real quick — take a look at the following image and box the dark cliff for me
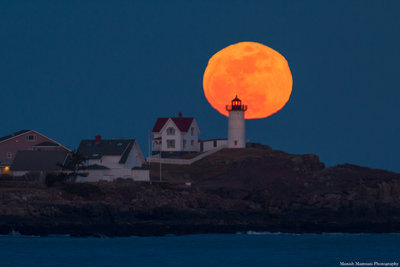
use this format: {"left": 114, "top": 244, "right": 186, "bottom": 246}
{"left": 1, "top": 146, "right": 399, "bottom": 236}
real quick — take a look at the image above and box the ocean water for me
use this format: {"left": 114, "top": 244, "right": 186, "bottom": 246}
{"left": 0, "top": 233, "right": 399, "bottom": 267}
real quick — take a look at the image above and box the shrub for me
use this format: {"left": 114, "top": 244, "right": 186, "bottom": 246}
{"left": 62, "top": 183, "right": 103, "bottom": 197}
{"left": 45, "top": 173, "right": 68, "bottom": 187}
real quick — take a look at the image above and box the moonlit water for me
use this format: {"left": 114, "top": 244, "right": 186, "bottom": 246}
{"left": 0, "top": 233, "right": 399, "bottom": 267}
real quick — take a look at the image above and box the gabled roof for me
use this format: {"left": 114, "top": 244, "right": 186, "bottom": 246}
{"left": 33, "top": 141, "right": 59, "bottom": 147}
{"left": 10, "top": 150, "right": 69, "bottom": 171}
{"left": 0, "top": 130, "right": 31, "bottom": 142}
{"left": 152, "top": 117, "right": 195, "bottom": 133}
{"left": 77, "top": 139, "right": 135, "bottom": 164}
{"left": 0, "top": 129, "right": 70, "bottom": 151}
{"left": 119, "top": 142, "right": 133, "bottom": 164}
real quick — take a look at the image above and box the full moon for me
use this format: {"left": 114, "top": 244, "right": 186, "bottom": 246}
{"left": 203, "top": 42, "right": 292, "bottom": 119}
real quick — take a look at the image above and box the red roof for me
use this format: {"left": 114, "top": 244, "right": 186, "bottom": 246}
{"left": 152, "top": 117, "right": 194, "bottom": 133}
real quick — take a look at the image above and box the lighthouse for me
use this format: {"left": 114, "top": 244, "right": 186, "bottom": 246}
{"left": 226, "top": 95, "right": 247, "bottom": 148}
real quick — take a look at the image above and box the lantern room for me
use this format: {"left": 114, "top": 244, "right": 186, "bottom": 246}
{"left": 226, "top": 95, "right": 247, "bottom": 111}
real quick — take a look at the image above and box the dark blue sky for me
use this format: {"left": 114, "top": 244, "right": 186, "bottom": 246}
{"left": 1, "top": 1, "right": 399, "bottom": 171}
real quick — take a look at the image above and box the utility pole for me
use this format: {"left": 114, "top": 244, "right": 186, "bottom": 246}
{"left": 159, "top": 153, "right": 162, "bottom": 182}
{"left": 148, "top": 131, "right": 151, "bottom": 158}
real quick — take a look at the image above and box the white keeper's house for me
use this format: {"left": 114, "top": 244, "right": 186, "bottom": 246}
{"left": 151, "top": 112, "right": 200, "bottom": 156}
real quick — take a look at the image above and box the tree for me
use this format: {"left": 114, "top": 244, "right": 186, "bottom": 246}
{"left": 57, "top": 151, "right": 88, "bottom": 182}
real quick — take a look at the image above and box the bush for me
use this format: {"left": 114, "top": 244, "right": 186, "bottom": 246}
{"left": 45, "top": 173, "right": 67, "bottom": 187}
{"left": 62, "top": 183, "right": 104, "bottom": 197}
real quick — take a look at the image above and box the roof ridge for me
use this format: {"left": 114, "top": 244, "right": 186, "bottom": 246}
{"left": 152, "top": 117, "right": 195, "bottom": 133}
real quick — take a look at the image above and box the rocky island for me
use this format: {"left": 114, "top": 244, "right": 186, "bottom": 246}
{"left": 1, "top": 144, "right": 399, "bottom": 237}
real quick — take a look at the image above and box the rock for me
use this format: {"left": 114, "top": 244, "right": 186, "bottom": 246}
{"left": 378, "top": 182, "right": 393, "bottom": 203}
{"left": 0, "top": 146, "right": 400, "bottom": 236}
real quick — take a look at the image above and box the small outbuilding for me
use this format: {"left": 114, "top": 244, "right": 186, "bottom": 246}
{"left": 199, "top": 138, "right": 227, "bottom": 152}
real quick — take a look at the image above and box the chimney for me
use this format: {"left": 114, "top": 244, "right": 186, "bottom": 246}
{"left": 95, "top": 135, "right": 102, "bottom": 144}
{"left": 178, "top": 112, "right": 182, "bottom": 118}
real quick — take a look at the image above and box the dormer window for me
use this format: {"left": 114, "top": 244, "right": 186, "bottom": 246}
{"left": 167, "top": 127, "right": 175, "bottom": 135}
{"left": 26, "top": 135, "right": 37, "bottom": 142}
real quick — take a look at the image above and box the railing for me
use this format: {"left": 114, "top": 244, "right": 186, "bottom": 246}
{"left": 226, "top": 105, "right": 247, "bottom": 111}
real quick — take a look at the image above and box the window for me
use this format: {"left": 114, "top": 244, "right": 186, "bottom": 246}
{"left": 213, "top": 140, "right": 217, "bottom": 147}
{"left": 190, "top": 127, "right": 194, "bottom": 136}
{"left": 167, "top": 127, "right": 175, "bottom": 135}
{"left": 183, "top": 140, "right": 186, "bottom": 149}
{"left": 190, "top": 140, "right": 194, "bottom": 146}
{"left": 234, "top": 140, "right": 238, "bottom": 146}
{"left": 6, "top": 152, "right": 12, "bottom": 159}
{"left": 26, "top": 135, "right": 37, "bottom": 142}
{"left": 167, "top": 140, "right": 175, "bottom": 148}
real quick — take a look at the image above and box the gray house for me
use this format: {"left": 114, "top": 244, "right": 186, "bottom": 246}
{"left": 10, "top": 150, "right": 70, "bottom": 178}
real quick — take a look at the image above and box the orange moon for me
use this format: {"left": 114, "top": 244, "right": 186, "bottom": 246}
{"left": 203, "top": 42, "right": 292, "bottom": 119}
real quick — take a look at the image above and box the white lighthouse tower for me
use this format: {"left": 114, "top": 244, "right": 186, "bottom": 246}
{"left": 226, "top": 95, "right": 247, "bottom": 148}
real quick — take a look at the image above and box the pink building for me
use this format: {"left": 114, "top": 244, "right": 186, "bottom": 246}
{"left": 0, "top": 130, "right": 70, "bottom": 175}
